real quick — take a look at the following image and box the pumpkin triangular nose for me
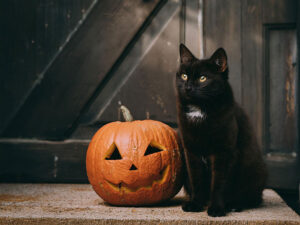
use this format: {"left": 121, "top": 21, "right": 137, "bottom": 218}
{"left": 129, "top": 164, "right": 138, "bottom": 170}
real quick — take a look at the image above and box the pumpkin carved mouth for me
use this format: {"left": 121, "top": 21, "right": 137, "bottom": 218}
{"left": 105, "top": 166, "right": 170, "bottom": 192}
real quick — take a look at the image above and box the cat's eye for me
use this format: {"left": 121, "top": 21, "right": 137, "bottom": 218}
{"left": 181, "top": 74, "right": 188, "bottom": 81}
{"left": 199, "top": 76, "right": 207, "bottom": 82}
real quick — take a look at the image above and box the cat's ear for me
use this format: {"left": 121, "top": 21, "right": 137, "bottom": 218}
{"left": 180, "top": 44, "right": 195, "bottom": 64}
{"left": 210, "top": 48, "right": 227, "bottom": 72}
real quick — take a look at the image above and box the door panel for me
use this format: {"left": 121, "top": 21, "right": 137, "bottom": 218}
{"left": 2, "top": 0, "right": 160, "bottom": 140}
{"left": 203, "top": 0, "right": 242, "bottom": 104}
{"left": 78, "top": 0, "right": 180, "bottom": 127}
{"left": 0, "top": 0, "right": 95, "bottom": 135}
{"left": 267, "top": 26, "right": 297, "bottom": 154}
{"left": 203, "top": 0, "right": 299, "bottom": 190}
{"left": 242, "top": 0, "right": 299, "bottom": 189}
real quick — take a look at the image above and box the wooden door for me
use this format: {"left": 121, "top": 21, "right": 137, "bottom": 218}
{"left": 0, "top": 0, "right": 191, "bottom": 182}
{"left": 1, "top": 0, "right": 298, "bottom": 191}
{"left": 203, "top": 0, "right": 299, "bottom": 190}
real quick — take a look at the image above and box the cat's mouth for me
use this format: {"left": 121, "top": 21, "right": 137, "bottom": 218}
{"left": 105, "top": 166, "right": 169, "bottom": 192}
{"left": 181, "top": 92, "right": 194, "bottom": 100}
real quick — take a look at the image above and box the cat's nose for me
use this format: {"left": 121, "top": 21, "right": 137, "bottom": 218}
{"left": 186, "top": 86, "right": 192, "bottom": 92}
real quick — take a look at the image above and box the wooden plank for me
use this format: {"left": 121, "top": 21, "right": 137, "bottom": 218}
{"left": 262, "top": 0, "right": 297, "bottom": 24}
{"left": 1, "top": 136, "right": 298, "bottom": 189}
{"left": 261, "top": 0, "right": 299, "bottom": 191}
{"left": 0, "top": 1, "right": 37, "bottom": 133}
{"left": 261, "top": 1, "right": 297, "bottom": 154}
{"left": 265, "top": 155, "right": 299, "bottom": 190}
{"left": 203, "top": 0, "right": 242, "bottom": 104}
{"left": 185, "top": 0, "right": 203, "bottom": 58}
{"left": 3, "top": 0, "right": 160, "bottom": 140}
{"left": 0, "top": 0, "right": 95, "bottom": 134}
{"left": 267, "top": 26, "right": 297, "bottom": 154}
{"left": 77, "top": 0, "right": 179, "bottom": 128}
{"left": 92, "top": 7, "right": 180, "bottom": 124}
{"left": 241, "top": 0, "right": 263, "bottom": 146}
{"left": 35, "top": 0, "right": 95, "bottom": 73}
{"left": 0, "top": 139, "right": 89, "bottom": 183}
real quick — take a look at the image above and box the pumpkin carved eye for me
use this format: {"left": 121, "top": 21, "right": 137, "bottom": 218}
{"left": 144, "top": 146, "right": 163, "bottom": 156}
{"left": 144, "top": 141, "right": 165, "bottom": 156}
{"left": 105, "top": 143, "right": 122, "bottom": 160}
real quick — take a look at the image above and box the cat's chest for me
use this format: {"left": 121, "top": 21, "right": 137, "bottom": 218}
{"left": 185, "top": 105, "right": 206, "bottom": 121}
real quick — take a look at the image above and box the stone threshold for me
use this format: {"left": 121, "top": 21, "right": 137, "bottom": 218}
{"left": 0, "top": 184, "right": 299, "bottom": 225}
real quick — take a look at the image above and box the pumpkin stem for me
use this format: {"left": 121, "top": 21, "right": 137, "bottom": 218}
{"left": 120, "top": 105, "right": 134, "bottom": 122}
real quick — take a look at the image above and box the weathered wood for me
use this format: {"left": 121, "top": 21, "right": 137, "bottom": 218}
{"left": 0, "top": 139, "right": 89, "bottom": 183}
{"left": 0, "top": 139, "right": 297, "bottom": 189}
{"left": 267, "top": 26, "right": 297, "bottom": 154}
{"left": 262, "top": 0, "right": 297, "bottom": 24}
{"left": 98, "top": 13, "right": 179, "bottom": 124}
{"left": 265, "top": 154, "right": 299, "bottom": 190}
{"left": 241, "top": 0, "right": 263, "bottom": 146}
{"left": 1, "top": 0, "right": 299, "bottom": 190}
{"left": 35, "top": 0, "right": 96, "bottom": 73}
{"left": 3, "top": 0, "right": 160, "bottom": 140}
{"left": 0, "top": 1, "right": 37, "bottom": 134}
{"left": 77, "top": 0, "right": 180, "bottom": 130}
{"left": 240, "top": 0, "right": 299, "bottom": 191}
{"left": 185, "top": 0, "right": 203, "bottom": 59}
{"left": 0, "top": 0, "right": 95, "bottom": 134}
{"left": 204, "top": 0, "right": 242, "bottom": 104}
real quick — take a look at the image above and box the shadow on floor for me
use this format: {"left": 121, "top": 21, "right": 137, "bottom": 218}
{"left": 276, "top": 189, "right": 300, "bottom": 215}
{"left": 104, "top": 195, "right": 186, "bottom": 208}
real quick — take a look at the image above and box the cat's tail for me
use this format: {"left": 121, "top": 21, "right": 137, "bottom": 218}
{"left": 230, "top": 192, "right": 264, "bottom": 212}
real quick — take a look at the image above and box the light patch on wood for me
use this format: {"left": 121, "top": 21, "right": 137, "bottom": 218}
{"left": 53, "top": 155, "right": 58, "bottom": 178}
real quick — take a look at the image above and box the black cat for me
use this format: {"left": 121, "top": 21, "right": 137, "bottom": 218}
{"left": 176, "top": 44, "right": 267, "bottom": 217}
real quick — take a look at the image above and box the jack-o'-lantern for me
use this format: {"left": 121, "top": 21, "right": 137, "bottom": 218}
{"left": 86, "top": 106, "right": 183, "bottom": 205}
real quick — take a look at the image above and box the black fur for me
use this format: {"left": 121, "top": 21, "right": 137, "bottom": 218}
{"left": 176, "top": 44, "right": 267, "bottom": 217}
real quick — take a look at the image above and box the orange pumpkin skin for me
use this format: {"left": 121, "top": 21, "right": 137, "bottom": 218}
{"left": 86, "top": 120, "right": 183, "bottom": 205}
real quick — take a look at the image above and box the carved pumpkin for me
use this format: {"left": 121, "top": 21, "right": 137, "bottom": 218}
{"left": 86, "top": 106, "right": 183, "bottom": 205}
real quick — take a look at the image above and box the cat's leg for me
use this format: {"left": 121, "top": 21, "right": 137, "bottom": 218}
{"left": 207, "top": 153, "right": 235, "bottom": 217}
{"left": 182, "top": 151, "right": 209, "bottom": 212}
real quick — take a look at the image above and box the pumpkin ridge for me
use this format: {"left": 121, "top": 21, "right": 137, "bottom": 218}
{"left": 87, "top": 122, "right": 113, "bottom": 188}
{"left": 149, "top": 122, "right": 164, "bottom": 176}
{"left": 98, "top": 123, "right": 119, "bottom": 181}
{"left": 147, "top": 121, "right": 160, "bottom": 150}
{"left": 154, "top": 121, "right": 169, "bottom": 152}
{"left": 132, "top": 121, "right": 139, "bottom": 166}
{"left": 136, "top": 121, "right": 146, "bottom": 167}
{"left": 157, "top": 122, "right": 179, "bottom": 194}
{"left": 143, "top": 121, "right": 153, "bottom": 157}
{"left": 93, "top": 124, "right": 112, "bottom": 181}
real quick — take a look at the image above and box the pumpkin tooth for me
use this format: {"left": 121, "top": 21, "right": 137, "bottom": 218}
{"left": 105, "top": 166, "right": 170, "bottom": 193}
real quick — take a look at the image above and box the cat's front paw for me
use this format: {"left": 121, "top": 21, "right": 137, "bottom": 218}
{"left": 182, "top": 201, "right": 204, "bottom": 212}
{"left": 207, "top": 205, "right": 226, "bottom": 217}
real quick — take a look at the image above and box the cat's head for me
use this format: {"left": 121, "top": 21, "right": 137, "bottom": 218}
{"left": 176, "top": 44, "right": 229, "bottom": 104}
